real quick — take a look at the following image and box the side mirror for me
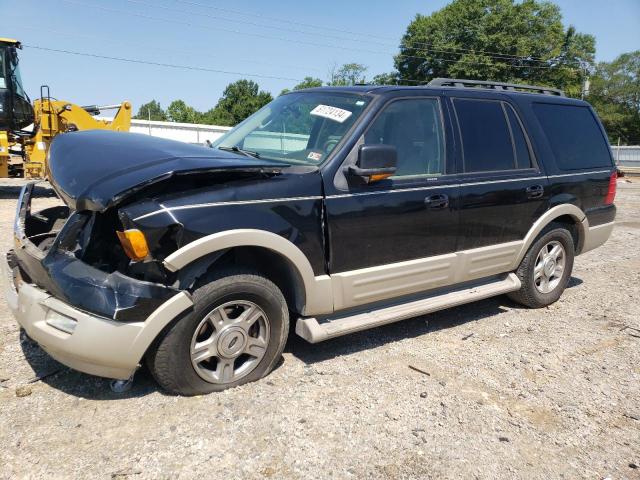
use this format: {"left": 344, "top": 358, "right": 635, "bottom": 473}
{"left": 348, "top": 144, "right": 397, "bottom": 183}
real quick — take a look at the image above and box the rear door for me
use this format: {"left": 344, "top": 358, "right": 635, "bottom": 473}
{"left": 447, "top": 94, "right": 548, "bottom": 251}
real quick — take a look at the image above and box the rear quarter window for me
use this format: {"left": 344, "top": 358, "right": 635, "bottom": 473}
{"left": 532, "top": 103, "right": 612, "bottom": 170}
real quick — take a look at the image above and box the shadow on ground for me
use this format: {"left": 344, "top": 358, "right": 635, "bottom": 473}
{"left": 19, "top": 277, "right": 583, "bottom": 398}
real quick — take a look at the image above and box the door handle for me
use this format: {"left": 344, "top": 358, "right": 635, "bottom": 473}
{"left": 424, "top": 193, "right": 449, "bottom": 209}
{"left": 526, "top": 184, "right": 544, "bottom": 199}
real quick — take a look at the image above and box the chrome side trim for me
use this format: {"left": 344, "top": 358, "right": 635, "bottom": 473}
{"left": 132, "top": 170, "right": 611, "bottom": 219}
{"left": 547, "top": 169, "right": 612, "bottom": 179}
{"left": 327, "top": 176, "right": 546, "bottom": 199}
{"left": 134, "top": 195, "right": 323, "bottom": 221}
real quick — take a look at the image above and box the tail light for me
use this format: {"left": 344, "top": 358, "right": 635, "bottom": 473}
{"left": 604, "top": 171, "right": 617, "bottom": 205}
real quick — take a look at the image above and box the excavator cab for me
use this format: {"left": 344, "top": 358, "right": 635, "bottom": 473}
{"left": 0, "top": 38, "right": 34, "bottom": 132}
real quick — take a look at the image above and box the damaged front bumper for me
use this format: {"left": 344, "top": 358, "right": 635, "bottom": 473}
{"left": 12, "top": 183, "right": 180, "bottom": 322}
{"left": 3, "top": 183, "right": 193, "bottom": 379}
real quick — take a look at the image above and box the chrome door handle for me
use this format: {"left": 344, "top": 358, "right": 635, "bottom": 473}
{"left": 424, "top": 194, "right": 449, "bottom": 209}
{"left": 526, "top": 184, "right": 544, "bottom": 199}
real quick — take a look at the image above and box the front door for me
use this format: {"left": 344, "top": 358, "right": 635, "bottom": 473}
{"left": 325, "top": 96, "right": 460, "bottom": 310}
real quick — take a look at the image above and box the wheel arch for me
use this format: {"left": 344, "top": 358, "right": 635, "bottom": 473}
{"left": 511, "top": 204, "right": 587, "bottom": 269}
{"left": 163, "top": 229, "right": 333, "bottom": 316}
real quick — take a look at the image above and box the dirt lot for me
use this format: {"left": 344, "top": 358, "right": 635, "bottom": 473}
{"left": 0, "top": 179, "right": 638, "bottom": 479}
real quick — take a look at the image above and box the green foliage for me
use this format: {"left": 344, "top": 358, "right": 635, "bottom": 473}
{"left": 371, "top": 72, "right": 400, "bottom": 85}
{"left": 587, "top": 51, "right": 640, "bottom": 144}
{"left": 394, "top": 0, "right": 595, "bottom": 95}
{"left": 328, "top": 63, "right": 368, "bottom": 86}
{"left": 209, "top": 79, "right": 273, "bottom": 126}
{"left": 137, "top": 80, "right": 273, "bottom": 127}
{"left": 167, "top": 100, "right": 201, "bottom": 123}
{"left": 281, "top": 77, "right": 323, "bottom": 95}
{"left": 133, "top": 100, "right": 167, "bottom": 121}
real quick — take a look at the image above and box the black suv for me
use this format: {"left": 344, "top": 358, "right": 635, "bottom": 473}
{"left": 3, "top": 79, "right": 617, "bottom": 395}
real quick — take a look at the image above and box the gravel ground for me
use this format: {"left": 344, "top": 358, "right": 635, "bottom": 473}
{"left": 0, "top": 179, "right": 639, "bottom": 480}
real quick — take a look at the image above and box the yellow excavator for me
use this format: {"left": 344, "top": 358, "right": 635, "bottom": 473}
{"left": 0, "top": 38, "right": 132, "bottom": 178}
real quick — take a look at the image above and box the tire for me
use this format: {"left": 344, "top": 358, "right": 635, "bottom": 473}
{"left": 147, "top": 269, "right": 289, "bottom": 395}
{"left": 507, "top": 223, "right": 575, "bottom": 308}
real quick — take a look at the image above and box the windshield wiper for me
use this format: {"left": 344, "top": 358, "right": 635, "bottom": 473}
{"left": 218, "top": 145, "right": 261, "bottom": 159}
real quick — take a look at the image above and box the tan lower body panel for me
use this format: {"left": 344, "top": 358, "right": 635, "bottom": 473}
{"left": 2, "top": 253, "right": 194, "bottom": 380}
{"left": 581, "top": 221, "right": 615, "bottom": 254}
{"left": 330, "top": 241, "right": 523, "bottom": 311}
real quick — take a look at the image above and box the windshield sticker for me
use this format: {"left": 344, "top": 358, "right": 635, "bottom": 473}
{"left": 310, "top": 104, "right": 352, "bottom": 123}
{"left": 307, "top": 151, "right": 322, "bottom": 161}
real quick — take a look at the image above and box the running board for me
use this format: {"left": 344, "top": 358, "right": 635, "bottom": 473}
{"left": 296, "top": 273, "right": 521, "bottom": 343}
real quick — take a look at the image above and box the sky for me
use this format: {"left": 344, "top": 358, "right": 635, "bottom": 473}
{"left": 4, "top": 0, "right": 640, "bottom": 114}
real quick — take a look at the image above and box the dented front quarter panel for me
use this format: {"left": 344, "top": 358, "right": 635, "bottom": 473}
{"left": 10, "top": 183, "right": 181, "bottom": 323}
{"left": 119, "top": 168, "right": 327, "bottom": 276}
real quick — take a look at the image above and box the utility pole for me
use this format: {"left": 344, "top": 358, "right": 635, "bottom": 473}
{"left": 581, "top": 66, "right": 590, "bottom": 100}
{"left": 148, "top": 107, "right": 152, "bottom": 136}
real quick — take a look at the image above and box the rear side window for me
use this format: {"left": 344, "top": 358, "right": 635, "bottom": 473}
{"left": 533, "top": 103, "right": 612, "bottom": 170}
{"left": 453, "top": 99, "right": 533, "bottom": 173}
{"left": 505, "top": 105, "right": 532, "bottom": 170}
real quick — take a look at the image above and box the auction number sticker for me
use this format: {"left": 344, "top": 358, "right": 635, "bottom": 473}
{"left": 310, "top": 105, "right": 352, "bottom": 123}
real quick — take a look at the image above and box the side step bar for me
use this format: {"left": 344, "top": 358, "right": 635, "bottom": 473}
{"left": 296, "top": 273, "right": 521, "bottom": 343}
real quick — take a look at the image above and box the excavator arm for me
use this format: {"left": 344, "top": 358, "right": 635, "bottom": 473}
{"left": 1, "top": 37, "right": 132, "bottom": 178}
{"left": 23, "top": 92, "right": 132, "bottom": 177}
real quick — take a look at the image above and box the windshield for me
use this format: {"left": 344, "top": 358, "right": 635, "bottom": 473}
{"left": 212, "top": 91, "right": 370, "bottom": 165}
{"left": 0, "top": 46, "right": 27, "bottom": 97}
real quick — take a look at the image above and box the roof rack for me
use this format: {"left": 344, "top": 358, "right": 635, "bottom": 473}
{"left": 427, "top": 78, "right": 565, "bottom": 97}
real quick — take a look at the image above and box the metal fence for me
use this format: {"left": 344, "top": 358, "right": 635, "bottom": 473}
{"left": 612, "top": 146, "right": 640, "bottom": 169}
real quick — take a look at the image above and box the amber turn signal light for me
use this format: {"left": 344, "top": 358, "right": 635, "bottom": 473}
{"left": 116, "top": 229, "right": 149, "bottom": 261}
{"left": 368, "top": 172, "right": 394, "bottom": 182}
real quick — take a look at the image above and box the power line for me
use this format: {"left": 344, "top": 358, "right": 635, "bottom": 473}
{"left": 23, "top": 45, "right": 305, "bottom": 82}
{"left": 21, "top": 43, "right": 430, "bottom": 85}
{"left": 60, "top": 0, "right": 581, "bottom": 72}
{"left": 171, "top": 0, "right": 392, "bottom": 41}
{"left": 18, "top": 23, "right": 325, "bottom": 73}
{"left": 168, "top": 0, "right": 586, "bottom": 66}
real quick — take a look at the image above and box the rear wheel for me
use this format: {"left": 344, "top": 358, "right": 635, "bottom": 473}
{"left": 508, "top": 224, "right": 575, "bottom": 308}
{"left": 147, "top": 269, "right": 289, "bottom": 395}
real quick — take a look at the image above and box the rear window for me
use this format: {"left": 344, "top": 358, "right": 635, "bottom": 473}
{"left": 533, "top": 103, "right": 612, "bottom": 170}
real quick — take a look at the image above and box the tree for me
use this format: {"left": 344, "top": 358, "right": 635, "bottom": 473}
{"left": 587, "top": 51, "right": 640, "bottom": 144}
{"left": 328, "top": 63, "right": 368, "bottom": 86}
{"left": 166, "top": 100, "right": 201, "bottom": 123}
{"left": 280, "top": 77, "right": 323, "bottom": 95}
{"left": 133, "top": 100, "right": 167, "bottom": 121}
{"left": 395, "top": 0, "right": 595, "bottom": 95}
{"left": 210, "top": 79, "right": 273, "bottom": 126}
{"left": 372, "top": 72, "right": 400, "bottom": 85}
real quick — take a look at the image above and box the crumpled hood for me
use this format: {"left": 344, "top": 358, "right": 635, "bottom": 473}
{"left": 47, "top": 130, "right": 285, "bottom": 212}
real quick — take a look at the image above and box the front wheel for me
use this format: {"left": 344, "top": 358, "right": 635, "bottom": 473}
{"left": 508, "top": 224, "right": 575, "bottom": 308}
{"left": 147, "top": 269, "right": 289, "bottom": 395}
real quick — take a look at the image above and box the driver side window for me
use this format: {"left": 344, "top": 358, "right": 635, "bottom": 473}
{"left": 364, "top": 98, "right": 445, "bottom": 177}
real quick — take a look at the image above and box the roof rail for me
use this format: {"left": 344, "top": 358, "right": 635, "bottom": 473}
{"left": 427, "top": 78, "right": 565, "bottom": 97}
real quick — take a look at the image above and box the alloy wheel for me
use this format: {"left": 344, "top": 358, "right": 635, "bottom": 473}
{"left": 533, "top": 240, "right": 566, "bottom": 294}
{"left": 190, "top": 300, "right": 270, "bottom": 384}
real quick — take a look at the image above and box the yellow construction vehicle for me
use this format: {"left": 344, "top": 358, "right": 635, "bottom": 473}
{"left": 0, "top": 38, "right": 132, "bottom": 178}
